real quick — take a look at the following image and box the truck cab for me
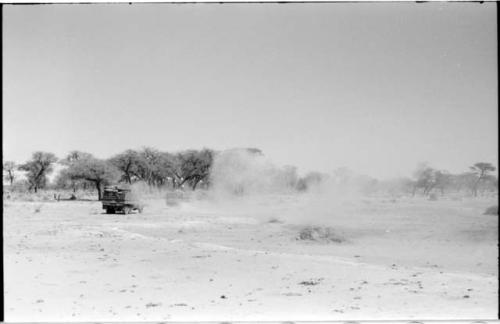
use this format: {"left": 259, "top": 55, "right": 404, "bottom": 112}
{"left": 102, "top": 186, "right": 144, "bottom": 214}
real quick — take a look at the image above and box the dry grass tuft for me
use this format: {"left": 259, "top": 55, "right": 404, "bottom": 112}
{"left": 299, "top": 278, "right": 324, "bottom": 286}
{"left": 297, "top": 226, "right": 345, "bottom": 243}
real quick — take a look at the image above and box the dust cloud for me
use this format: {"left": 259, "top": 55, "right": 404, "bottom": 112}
{"left": 197, "top": 148, "right": 368, "bottom": 227}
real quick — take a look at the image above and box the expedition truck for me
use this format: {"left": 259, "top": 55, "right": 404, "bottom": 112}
{"left": 102, "top": 186, "right": 144, "bottom": 214}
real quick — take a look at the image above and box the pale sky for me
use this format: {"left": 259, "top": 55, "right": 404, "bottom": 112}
{"left": 3, "top": 3, "right": 498, "bottom": 179}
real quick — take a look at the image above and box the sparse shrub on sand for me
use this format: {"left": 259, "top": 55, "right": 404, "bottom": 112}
{"left": 6, "top": 190, "right": 88, "bottom": 202}
{"left": 297, "top": 226, "right": 345, "bottom": 243}
{"left": 483, "top": 205, "right": 498, "bottom": 215}
{"left": 268, "top": 217, "right": 283, "bottom": 224}
{"left": 299, "top": 278, "right": 324, "bottom": 286}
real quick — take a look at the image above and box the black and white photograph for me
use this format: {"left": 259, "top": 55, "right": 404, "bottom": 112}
{"left": 2, "top": 2, "right": 498, "bottom": 322}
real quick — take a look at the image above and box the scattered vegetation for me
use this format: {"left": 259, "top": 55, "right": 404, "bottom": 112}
{"left": 145, "top": 302, "right": 161, "bottom": 308}
{"left": 297, "top": 226, "right": 345, "bottom": 243}
{"left": 410, "top": 162, "right": 497, "bottom": 198}
{"left": 298, "top": 278, "right": 324, "bottom": 286}
{"left": 3, "top": 146, "right": 498, "bottom": 201}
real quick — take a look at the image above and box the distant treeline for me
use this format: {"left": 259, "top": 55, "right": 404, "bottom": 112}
{"left": 2, "top": 148, "right": 498, "bottom": 200}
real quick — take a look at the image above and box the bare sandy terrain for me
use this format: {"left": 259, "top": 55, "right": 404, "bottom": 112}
{"left": 3, "top": 195, "right": 498, "bottom": 321}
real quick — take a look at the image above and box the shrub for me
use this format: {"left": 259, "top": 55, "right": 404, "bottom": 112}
{"left": 297, "top": 226, "right": 345, "bottom": 243}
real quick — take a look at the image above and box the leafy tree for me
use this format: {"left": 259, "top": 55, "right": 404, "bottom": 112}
{"left": 109, "top": 149, "right": 144, "bottom": 184}
{"left": 177, "top": 149, "right": 214, "bottom": 190}
{"left": 3, "top": 161, "right": 17, "bottom": 185}
{"left": 137, "top": 147, "right": 163, "bottom": 186}
{"left": 470, "top": 162, "right": 497, "bottom": 197}
{"left": 65, "top": 158, "right": 120, "bottom": 200}
{"left": 19, "top": 152, "right": 58, "bottom": 192}
{"left": 108, "top": 148, "right": 214, "bottom": 190}
{"left": 55, "top": 151, "right": 96, "bottom": 192}
{"left": 158, "top": 152, "right": 182, "bottom": 188}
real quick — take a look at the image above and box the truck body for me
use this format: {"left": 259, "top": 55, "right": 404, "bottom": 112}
{"left": 102, "top": 186, "right": 144, "bottom": 214}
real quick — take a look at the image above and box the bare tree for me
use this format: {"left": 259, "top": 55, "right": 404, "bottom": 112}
{"left": 412, "top": 163, "right": 436, "bottom": 196}
{"left": 470, "top": 162, "right": 496, "bottom": 197}
{"left": 3, "top": 161, "right": 17, "bottom": 185}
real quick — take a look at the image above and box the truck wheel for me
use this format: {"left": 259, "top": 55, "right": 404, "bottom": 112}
{"left": 123, "top": 207, "right": 131, "bottom": 215}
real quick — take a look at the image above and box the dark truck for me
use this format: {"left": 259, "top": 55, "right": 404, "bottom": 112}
{"left": 102, "top": 186, "right": 144, "bottom": 214}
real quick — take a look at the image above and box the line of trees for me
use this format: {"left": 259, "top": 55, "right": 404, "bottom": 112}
{"left": 2, "top": 148, "right": 498, "bottom": 200}
{"left": 3, "top": 147, "right": 215, "bottom": 200}
{"left": 410, "top": 162, "right": 497, "bottom": 197}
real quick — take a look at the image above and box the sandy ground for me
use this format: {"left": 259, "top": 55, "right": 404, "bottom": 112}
{"left": 3, "top": 195, "right": 498, "bottom": 321}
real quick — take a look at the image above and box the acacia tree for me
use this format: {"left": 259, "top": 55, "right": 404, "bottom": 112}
{"left": 158, "top": 152, "right": 182, "bottom": 188}
{"left": 412, "top": 163, "right": 437, "bottom": 196}
{"left": 57, "top": 151, "right": 95, "bottom": 192}
{"left": 3, "top": 161, "right": 17, "bottom": 185}
{"left": 65, "top": 158, "right": 120, "bottom": 200}
{"left": 470, "top": 162, "right": 496, "bottom": 197}
{"left": 136, "top": 147, "right": 163, "bottom": 186}
{"left": 109, "top": 148, "right": 212, "bottom": 189}
{"left": 19, "top": 152, "right": 58, "bottom": 192}
{"left": 109, "top": 149, "right": 144, "bottom": 184}
{"left": 177, "top": 149, "right": 214, "bottom": 190}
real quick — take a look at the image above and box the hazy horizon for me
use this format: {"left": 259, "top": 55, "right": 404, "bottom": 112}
{"left": 3, "top": 3, "right": 498, "bottom": 179}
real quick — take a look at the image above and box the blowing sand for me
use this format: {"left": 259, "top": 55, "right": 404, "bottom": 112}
{"left": 3, "top": 195, "right": 498, "bottom": 321}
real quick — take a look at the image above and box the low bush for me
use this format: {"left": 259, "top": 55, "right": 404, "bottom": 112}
{"left": 297, "top": 226, "right": 345, "bottom": 243}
